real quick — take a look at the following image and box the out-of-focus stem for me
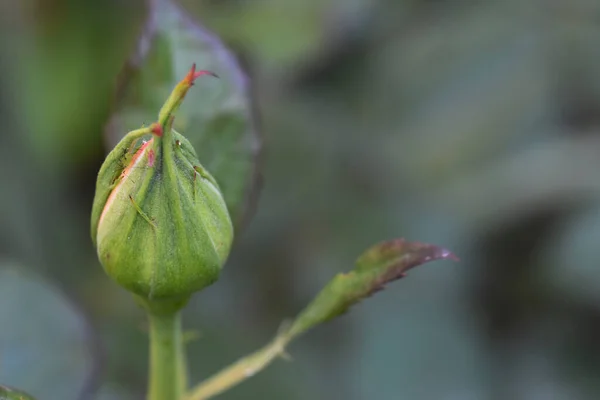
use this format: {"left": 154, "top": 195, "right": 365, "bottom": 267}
{"left": 186, "top": 330, "right": 292, "bottom": 400}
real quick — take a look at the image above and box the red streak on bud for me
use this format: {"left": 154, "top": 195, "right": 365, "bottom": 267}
{"left": 148, "top": 149, "right": 155, "bottom": 167}
{"left": 99, "top": 139, "right": 154, "bottom": 228}
{"left": 151, "top": 123, "right": 163, "bottom": 137}
{"left": 184, "top": 63, "right": 218, "bottom": 86}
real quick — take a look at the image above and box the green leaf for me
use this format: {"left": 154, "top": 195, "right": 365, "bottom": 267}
{"left": 186, "top": 238, "right": 457, "bottom": 400}
{"left": 0, "top": 266, "right": 98, "bottom": 400}
{"left": 15, "top": 0, "right": 145, "bottom": 173}
{"left": 287, "top": 238, "right": 459, "bottom": 337}
{"left": 106, "top": 0, "right": 261, "bottom": 228}
{"left": 0, "top": 385, "right": 36, "bottom": 400}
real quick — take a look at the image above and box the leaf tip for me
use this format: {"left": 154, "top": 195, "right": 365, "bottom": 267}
{"left": 440, "top": 247, "right": 460, "bottom": 262}
{"left": 355, "top": 238, "right": 458, "bottom": 278}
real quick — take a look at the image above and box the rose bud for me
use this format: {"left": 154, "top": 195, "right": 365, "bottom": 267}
{"left": 91, "top": 65, "right": 233, "bottom": 313}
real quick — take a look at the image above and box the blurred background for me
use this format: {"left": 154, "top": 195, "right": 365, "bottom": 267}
{"left": 2, "top": 0, "right": 600, "bottom": 399}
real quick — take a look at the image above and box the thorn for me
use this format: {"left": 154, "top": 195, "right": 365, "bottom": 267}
{"left": 280, "top": 350, "right": 293, "bottom": 362}
{"left": 182, "top": 330, "right": 202, "bottom": 344}
{"left": 184, "top": 63, "right": 197, "bottom": 84}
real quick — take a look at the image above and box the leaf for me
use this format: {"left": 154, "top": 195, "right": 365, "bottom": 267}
{"left": 0, "top": 266, "right": 98, "bottom": 400}
{"left": 15, "top": 0, "right": 145, "bottom": 172}
{"left": 105, "top": 0, "right": 261, "bottom": 228}
{"left": 0, "top": 385, "right": 36, "bottom": 400}
{"left": 186, "top": 239, "right": 457, "bottom": 400}
{"left": 287, "top": 238, "right": 459, "bottom": 337}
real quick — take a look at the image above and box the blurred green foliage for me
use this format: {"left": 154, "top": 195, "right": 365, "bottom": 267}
{"left": 3, "top": 0, "right": 600, "bottom": 399}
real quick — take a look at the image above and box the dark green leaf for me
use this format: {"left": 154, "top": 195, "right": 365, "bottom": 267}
{"left": 0, "top": 266, "right": 98, "bottom": 400}
{"left": 106, "top": 0, "right": 261, "bottom": 228}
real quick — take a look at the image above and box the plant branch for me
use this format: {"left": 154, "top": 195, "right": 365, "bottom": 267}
{"left": 185, "top": 239, "right": 457, "bottom": 399}
{"left": 186, "top": 329, "right": 293, "bottom": 400}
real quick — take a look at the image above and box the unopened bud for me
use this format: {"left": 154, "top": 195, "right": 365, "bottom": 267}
{"left": 91, "top": 65, "right": 233, "bottom": 313}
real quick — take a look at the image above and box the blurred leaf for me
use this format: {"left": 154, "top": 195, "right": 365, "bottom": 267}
{"left": 287, "top": 238, "right": 458, "bottom": 337}
{"left": 436, "top": 135, "right": 600, "bottom": 230}
{"left": 17, "top": 0, "right": 145, "bottom": 172}
{"left": 179, "top": 0, "right": 342, "bottom": 69}
{"left": 106, "top": 0, "right": 261, "bottom": 228}
{"left": 186, "top": 238, "right": 457, "bottom": 400}
{"left": 0, "top": 266, "right": 98, "bottom": 400}
{"left": 0, "top": 385, "right": 36, "bottom": 400}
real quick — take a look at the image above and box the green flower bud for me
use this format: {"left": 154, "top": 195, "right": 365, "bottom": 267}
{"left": 91, "top": 65, "right": 233, "bottom": 312}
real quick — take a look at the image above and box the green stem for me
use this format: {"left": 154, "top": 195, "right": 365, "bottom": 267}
{"left": 148, "top": 311, "right": 186, "bottom": 400}
{"left": 186, "top": 328, "right": 293, "bottom": 400}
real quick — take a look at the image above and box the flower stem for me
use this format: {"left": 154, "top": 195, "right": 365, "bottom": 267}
{"left": 147, "top": 310, "right": 186, "bottom": 400}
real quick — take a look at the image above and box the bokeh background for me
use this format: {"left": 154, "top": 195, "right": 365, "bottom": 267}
{"left": 3, "top": 0, "right": 600, "bottom": 399}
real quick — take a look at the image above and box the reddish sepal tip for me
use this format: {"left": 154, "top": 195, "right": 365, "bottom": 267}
{"left": 193, "top": 70, "right": 219, "bottom": 79}
{"left": 185, "top": 63, "right": 218, "bottom": 85}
